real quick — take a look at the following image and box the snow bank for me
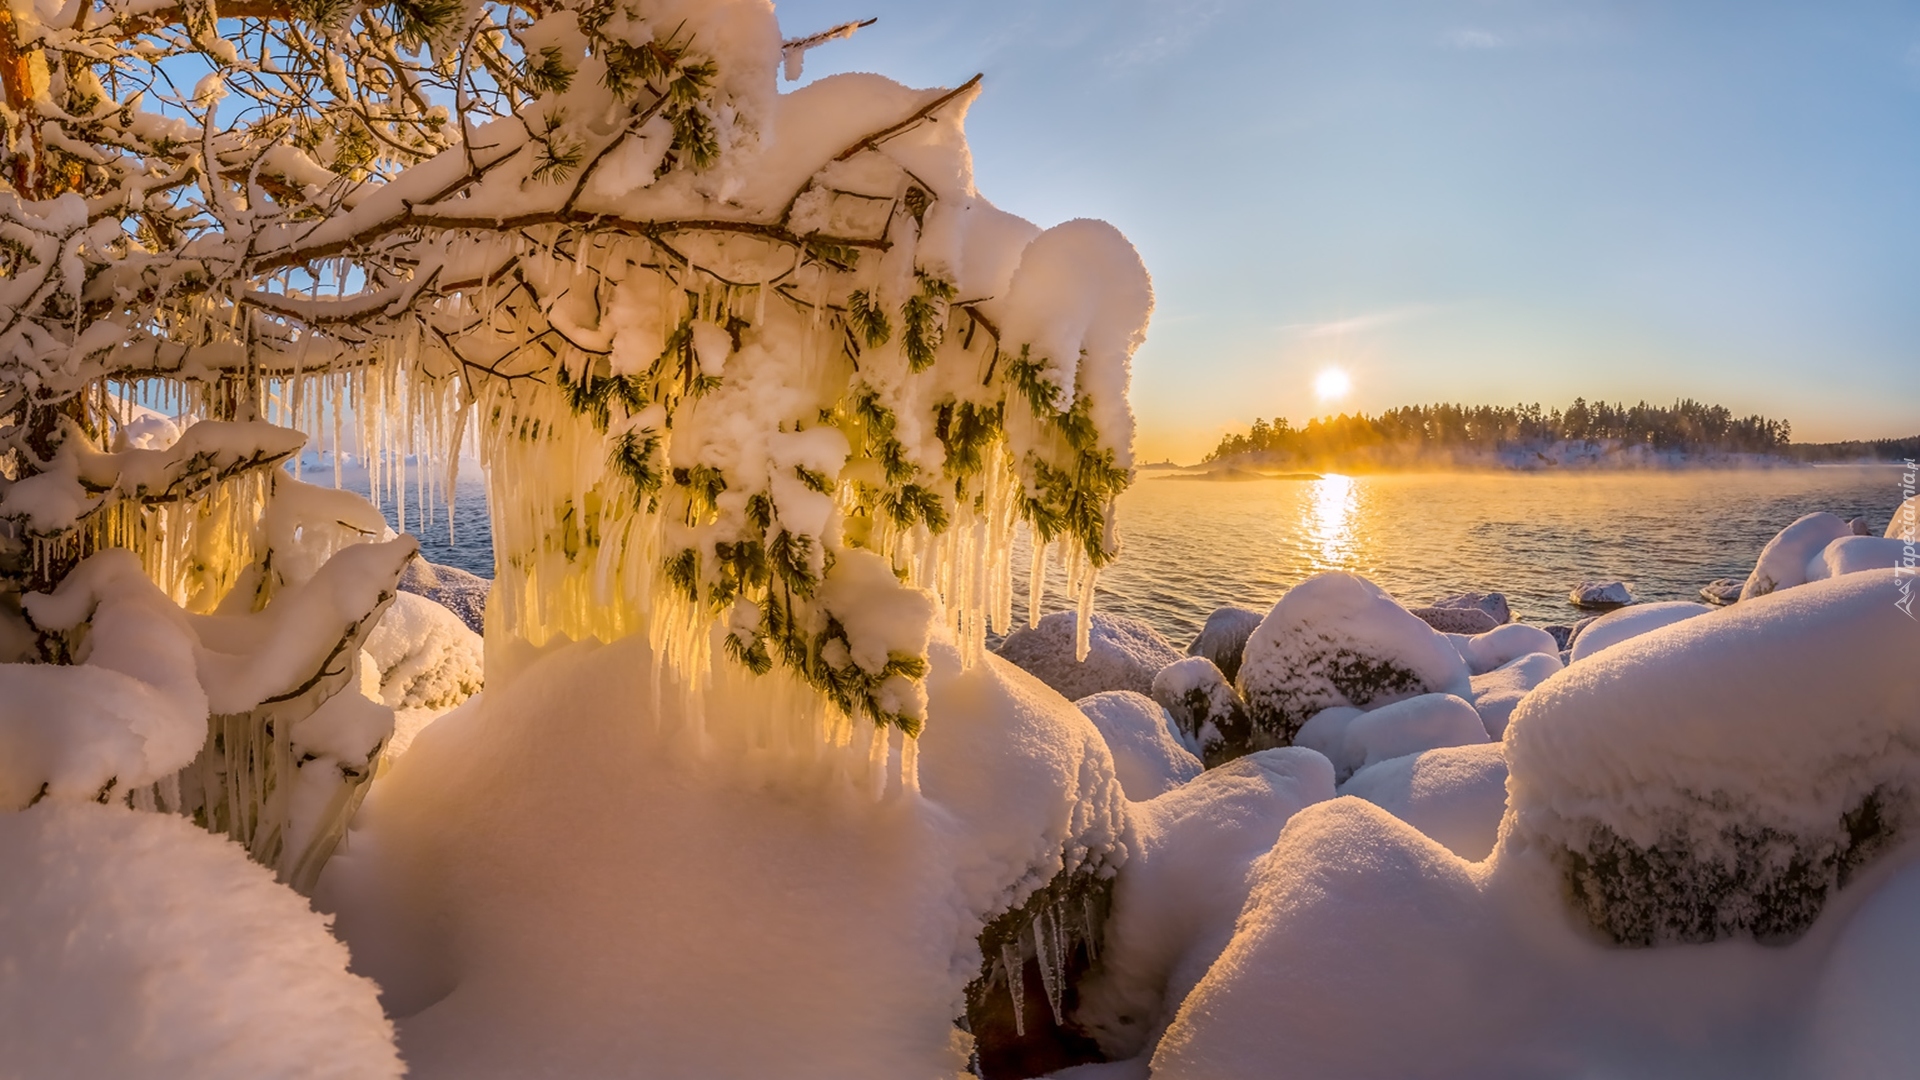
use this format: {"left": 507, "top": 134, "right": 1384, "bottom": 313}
{"left": 1075, "top": 692, "right": 1200, "bottom": 801}
{"left": 321, "top": 637, "right": 1129, "bottom": 1078}
{"left": 0, "top": 802, "right": 399, "bottom": 1079}
{"left": 1741, "top": 512, "right": 1852, "bottom": 600}
{"left": 994, "top": 611, "right": 1183, "bottom": 702}
{"left": 1338, "top": 693, "right": 1489, "bottom": 781}
{"left": 1076, "top": 749, "right": 1334, "bottom": 1061}
{"left": 1567, "top": 601, "right": 1712, "bottom": 662}
{"left": 1149, "top": 656, "right": 1252, "bottom": 767}
{"left": 1236, "top": 572, "right": 1470, "bottom": 746}
{"left": 1506, "top": 569, "right": 1920, "bottom": 944}
{"left": 1466, "top": 651, "right": 1562, "bottom": 738}
{"left": 1184, "top": 606, "right": 1262, "bottom": 684}
{"left": 1339, "top": 743, "right": 1508, "bottom": 861}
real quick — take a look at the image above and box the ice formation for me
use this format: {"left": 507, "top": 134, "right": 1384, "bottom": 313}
{"left": 1236, "top": 572, "right": 1472, "bottom": 745}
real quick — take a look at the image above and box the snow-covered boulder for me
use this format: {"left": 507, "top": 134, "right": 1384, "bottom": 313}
{"left": 1291, "top": 705, "right": 1363, "bottom": 776}
{"left": 1454, "top": 622, "right": 1560, "bottom": 675}
{"left": 995, "top": 610, "right": 1183, "bottom": 701}
{"left": 1340, "top": 743, "right": 1508, "bottom": 861}
{"left": 1507, "top": 569, "right": 1920, "bottom": 945}
{"left": 0, "top": 802, "right": 400, "bottom": 1078}
{"left": 1699, "top": 578, "right": 1744, "bottom": 606}
{"left": 1410, "top": 605, "right": 1499, "bottom": 635}
{"left": 1848, "top": 516, "right": 1874, "bottom": 536}
{"left": 1185, "top": 606, "right": 1262, "bottom": 684}
{"left": 1430, "top": 591, "right": 1512, "bottom": 625}
{"left": 1740, "top": 512, "right": 1852, "bottom": 600}
{"left": 1339, "top": 693, "right": 1489, "bottom": 781}
{"left": 1235, "top": 573, "right": 1471, "bottom": 747}
{"left": 398, "top": 559, "right": 491, "bottom": 635}
{"left": 1567, "top": 601, "right": 1712, "bottom": 663}
{"left": 1075, "top": 691, "right": 1201, "bottom": 801}
{"left": 363, "top": 591, "right": 484, "bottom": 713}
{"left": 1886, "top": 494, "right": 1917, "bottom": 540}
{"left": 1075, "top": 749, "right": 1334, "bottom": 1061}
{"left": 1149, "top": 656, "right": 1253, "bottom": 768}
{"left": 1466, "top": 651, "right": 1562, "bottom": 738}
{"left": 1805, "top": 535, "right": 1908, "bottom": 585}
{"left": 1568, "top": 579, "right": 1633, "bottom": 608}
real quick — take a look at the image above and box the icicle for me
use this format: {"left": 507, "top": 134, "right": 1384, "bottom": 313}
{"left": 1027, "top": 537, "right": 1047, "bottom": 629}
{"left": 1033, "top": 907, "right": 1065, "bottom": 1028}
{"left": 1074, "top": 565, "right": 1096, "bottom": 663}
{"left": 1000, "top": 940, "right": 1026, "bottom": 1038}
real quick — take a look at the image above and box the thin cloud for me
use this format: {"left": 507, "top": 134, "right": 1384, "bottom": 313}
{"left": 1106, "top": 0, "right": 1235, "bottom": 67}
{"left": 1280, "top": 306, "right": 1439, "bottom": 340}
{"left": 1441, "top": 28, "right": 1508, "bottom": 50}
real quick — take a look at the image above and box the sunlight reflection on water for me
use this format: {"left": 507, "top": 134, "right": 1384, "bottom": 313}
{"left": 1306, "top": 474, "right": 1358, "bottom": 571}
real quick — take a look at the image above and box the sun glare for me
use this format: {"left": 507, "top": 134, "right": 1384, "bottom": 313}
{"left": 1315, "top": 367, "right": 1352, "bottom": 402}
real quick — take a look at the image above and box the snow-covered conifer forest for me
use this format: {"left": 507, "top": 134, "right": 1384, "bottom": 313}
{"left": 0, "top": 0, "right": 1917, "bottom": 1076}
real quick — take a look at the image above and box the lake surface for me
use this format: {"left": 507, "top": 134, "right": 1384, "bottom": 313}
{"left": 358, "top": 461, "right": 1910, "bottom": 646}
{"left": 1033, "top": 466, "right": 1910, "bottom": 643}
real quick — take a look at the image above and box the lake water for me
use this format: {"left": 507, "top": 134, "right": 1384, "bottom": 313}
{"left": 359, "top": 461, "right": 1911, "bottom": 646}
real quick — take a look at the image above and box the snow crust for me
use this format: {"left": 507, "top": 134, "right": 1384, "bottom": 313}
{"left": 1074, "top": 691, "right": 1201, "bottom": 801}
{"left": 1568, "top": 600, "right": 1712, "bottom": 662}
{"left": 0, "top": 802, "right": 399, "bottom": 1078}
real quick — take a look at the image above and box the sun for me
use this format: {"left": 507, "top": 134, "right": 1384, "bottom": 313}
{"left": 1315, "top": 367, "right": 1352, "bottom": 403}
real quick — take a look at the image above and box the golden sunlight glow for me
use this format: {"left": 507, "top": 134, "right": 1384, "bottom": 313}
{"left": 1315, "top": 367, "right": 1351, "bottom": 402}
{"left": 1306, "top": 473, "right": 1357, "bottom": 568}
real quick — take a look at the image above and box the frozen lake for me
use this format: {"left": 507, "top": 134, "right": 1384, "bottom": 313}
{"left": 356, "top": 460, "right": 1910, "bottom": 643}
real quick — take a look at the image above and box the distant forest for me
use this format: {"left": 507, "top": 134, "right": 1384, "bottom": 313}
{"left": 1204, "top": 398, "right": 1799, "bottom": 464}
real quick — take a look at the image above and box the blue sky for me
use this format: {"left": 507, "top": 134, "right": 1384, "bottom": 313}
{"left": 776, "top": 1, "right": 1920, "bottom": 462}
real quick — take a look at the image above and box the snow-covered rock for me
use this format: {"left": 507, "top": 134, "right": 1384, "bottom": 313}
{"left": 1805, "top": 535, "right": 1908, "bottom": 585}
{"left": 1740, "top": 512, "right": 1852, "bottom": 601}
{"left": 1508, "top": 569, "right": 1920, "bottom": 945}
{"left": 1454, "top": 621, "right": 1560, "bottom": 675}
{"left": 1885, "top": 494, "right": 1917, "bottom": 540}
{"left": 1699, "top": 578, "right": 1744, "bottom": 606}
{"left": 1075, "top": 691, "right": 1201, "bottom": 801}
{"left": 1848, "top": 516, "right": 1874, "bottom": 536}
{"left": 995, "top": 611, "right": 1184, "bottom": 702}
{"left": 0, "top": 802, "right": 400, "bottom": 1079}
{"left": 1431, "top": 591, "right": 1512, "bottom": 624}
{"left": 1410, "top": 605, "right": 1500, "bottom": 635}
{"left": 1149, "top": 656, "right": 1252, "bottom": 767}
{"left": 1075, "top": 749, "right": 1334, "bottom": 1061}
{"left": 1466, "top": 651, "right": 1563, "bottom": 738}
{"left": 362, "top": 591, "right": 484, "bottom": 713}
{"left": 1568, "top": 579, "right": 1633, "bottom": 608}
{"left": 1340, "top": 743, "right": 1508, "bottom": 861}
{"left": 1184, "top": 606, "right": 1262, "bottom": 684}
{"left": 1541, "top": 623, "right": 1575, "bottom": 651}
{"left": 1291, "top": 705, "right": 1364, "bottom": 777}
{"left": 1339, "top": 693, "right": 1489, "bottom": 781}
{"left": 1567, "top": 601, "right": 1713, "bottom": 663}
{"left": 398, "top": 559, "right": 491, "bottom": 636}
{"left": 1236, "top": 573, "right": 1471, "bottom": 746}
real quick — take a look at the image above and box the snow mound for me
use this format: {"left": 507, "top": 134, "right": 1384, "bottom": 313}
{"left": 1569, "top": 579, "right": 1633, "bottom": 608}
{"left": 1741, "top": 512, "right": 1852, "bottom": 600}
{"left": 994, "top": 611, "right": 1183, "bottom": 701}
{"left": 1455, "top": 621, "right": 1560, "bottom": 675}
{"left": 1805, "top": 535, "right": 1908, "bottom": 585}
{"left": 322, "top": 638, "right": 1128, "bottom": 1079}
{"left": 1236, "top": 572, "right": 1471, "bottom": 746}
{"left": 363, "top": 591, "right": 484, "bottom": 712}
{"left": 1074, "top": 691, "right": 1201, "bottom": 801}
{"left": 1339, "top": 743, "right": 1508, "bottom": 861}
{"left": 1339, "top": 693, "right": 1489, "bottom": 781}
{"left": 1076, "top": 748, "right": 1335, "bottom": 1061}
{"left": 1149, "top": 656, "right": 1252, "bottom": 767}
{"left": 1184, "top": 606, "right": 1262, "bottom": 684}
{"left": 1568, "top": 601, "right": 1713, "bottom": 662}
{"left": 0, "top": 802, "right": 399, "bottom": 1079}
{"left": 1466, "top": 651, "right": 1562, "bottom": 738}
{"left": 1886, "top": 494, "right": 1917, "bottom": 541}
{"left": 1804, "top": 857, "right": 1920, "bottom": 1079}
{"left": 1505, "top": 569, "right": 1920, "bottom": 944}
{"left": 1151, "top": 799, "right": 1503, "bottom": 1080}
